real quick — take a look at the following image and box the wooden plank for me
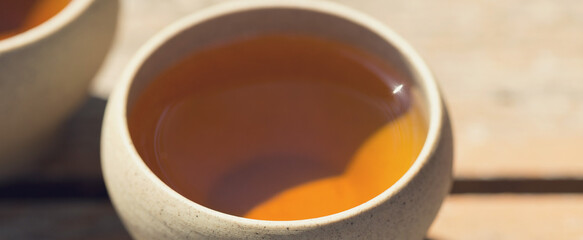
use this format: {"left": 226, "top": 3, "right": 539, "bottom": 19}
{"left": 2, "top": 195, "right": 583, "bottom": 239}
{"left": 428, "top": 194, "right": 583, "bottom": 239}
{"left": 89, "top": 0, "right": 583, "bottom": 179}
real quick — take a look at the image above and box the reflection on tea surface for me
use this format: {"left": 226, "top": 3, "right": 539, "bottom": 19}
{"left": 0, "top": 0, "right": 70, "bottom": 40}
{"left": 129, "top": 34, "right": 427, "bottom": 220}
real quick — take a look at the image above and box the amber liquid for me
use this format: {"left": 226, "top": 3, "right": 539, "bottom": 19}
{"left": 0, "top": 0, "right": 71, "bottom": 40}
{"left": 129, "top": 34, "right": 427, "bottom": 221}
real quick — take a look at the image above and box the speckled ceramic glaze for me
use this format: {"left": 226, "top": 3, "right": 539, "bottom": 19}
{"left": 102, "top": 1, "right": 453, "bottom": 239}
{"left": 0, "top": 0, "right": 118, "bottom": 180}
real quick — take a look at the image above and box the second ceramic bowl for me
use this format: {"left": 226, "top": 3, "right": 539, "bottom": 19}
{"left": 0, "top": 0, "right": 119, "bottom": 180}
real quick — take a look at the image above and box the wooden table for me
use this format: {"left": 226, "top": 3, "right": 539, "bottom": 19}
{"left": 2, "top": 0, "right": 582, "bottom": 239}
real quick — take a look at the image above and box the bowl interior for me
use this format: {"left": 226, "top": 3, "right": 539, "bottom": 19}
{"left": 122, "top": 4, "right": 438, "bottom": 223}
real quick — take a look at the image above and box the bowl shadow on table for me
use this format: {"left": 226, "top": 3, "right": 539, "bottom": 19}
{"left": 0, "top": 96, "right": 132, "bottom": 239}
{"left": 0, "top": 96, "right": 109, "bottom": 198}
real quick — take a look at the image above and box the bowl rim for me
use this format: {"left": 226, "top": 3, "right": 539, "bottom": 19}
{"left": 0, "top": 0, "right": 94, "bottom": 52}
{"left": 113, "top": 0, "right": 443, "bottom": 228}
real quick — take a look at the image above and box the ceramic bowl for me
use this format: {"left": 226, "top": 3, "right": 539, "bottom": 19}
{"left": 0, "top": 0, "right": 119, "bottom": 180}
{"left": 102, "top": 1, "right": 453, "bottom": 239}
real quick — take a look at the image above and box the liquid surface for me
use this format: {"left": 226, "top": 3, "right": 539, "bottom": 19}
{"left": 0, "top": 0, "right": 71, "bottom": 40}
{"left": 129, "top": 34, "right": 427, "bottom": 220}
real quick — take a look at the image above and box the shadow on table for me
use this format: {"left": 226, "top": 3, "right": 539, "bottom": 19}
{"left": 0, "top": 96, "right": 133, "bottom": 239}
{"left": 0, "top": 96, "right": 109, "bottom": 199}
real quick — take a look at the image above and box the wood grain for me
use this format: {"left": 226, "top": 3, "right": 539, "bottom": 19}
{"left": 429, "top": 194, "right": 583, "bottom": 240}
{"left": 3, "top": 195, "right": 583, "bottom": 240}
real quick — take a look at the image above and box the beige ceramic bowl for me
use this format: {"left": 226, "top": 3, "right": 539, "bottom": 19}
{"left": 102, "top": 1, "right": 453, "bottom": 239}
{"left": 0, "top": 0, "right": 118, "bottom": 180}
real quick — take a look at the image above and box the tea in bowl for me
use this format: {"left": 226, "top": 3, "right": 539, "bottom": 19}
{"left": 102, "top": 1, "right": 452, "bottom": 239}
{"left": 0, "top": 0, "right": 119, "bottom": 180}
